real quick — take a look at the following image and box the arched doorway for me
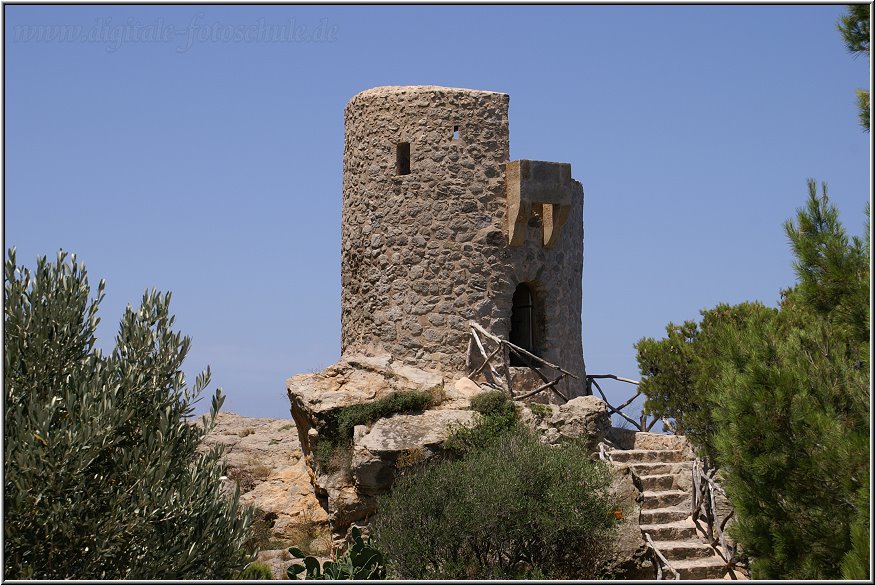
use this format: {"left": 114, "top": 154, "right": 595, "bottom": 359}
{"left": 509, "top": 283, "right": 536, "bottom": 365}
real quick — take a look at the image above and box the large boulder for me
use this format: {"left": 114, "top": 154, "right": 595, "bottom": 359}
{"left": 521, "top": 395, "right": 611, "bottom": 449}
{"left": 353, "top": 409, "right": 476, "bottom": 494}
{"left": 287, "top": 354, "right": 443, "bottom": 427}
{"left": 287, "top": 352, "right": 446, "bottom": 480}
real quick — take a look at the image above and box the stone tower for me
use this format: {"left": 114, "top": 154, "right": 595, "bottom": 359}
{"left": 340, "top": 86, "right": 587, "bottom": 397}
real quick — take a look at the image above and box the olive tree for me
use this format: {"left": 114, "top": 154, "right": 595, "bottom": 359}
{"left": 4, "top": 249, "right": 254, "bottom": 579}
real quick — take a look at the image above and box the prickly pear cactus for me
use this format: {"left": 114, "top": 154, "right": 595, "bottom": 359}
{"left": 287, "top": 527, "right": 386, "bottom": 580}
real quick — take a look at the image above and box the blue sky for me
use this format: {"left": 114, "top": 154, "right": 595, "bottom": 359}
{"left": 4, "top": 5, "right": 870, "bottom": 420}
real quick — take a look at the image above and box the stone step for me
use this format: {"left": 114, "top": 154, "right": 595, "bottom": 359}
{"left": 642, "top": 489, "right": 691, "bottom": 510}
{"left": 668, "top": 555, "right": 727, "bottom": 580}
{"left": 608, "top": 428, "right": 691, "bottom": 451}
{"left": 650, "top": 539, "right": 715, "bottom": 561}
{"left": 622, "top": 461, "right": 693, "bottom": 477}
{"left": 639, "top": 473, "right": 675, "bottom": 491}
{"left": 640, "top": 506, "right": 690, "bottom": 525}
{"left": 608, "top": 448, "right": 688, "bottom": 464}
{"left": 640, "top": 520, "right": 698, "bottom": 541}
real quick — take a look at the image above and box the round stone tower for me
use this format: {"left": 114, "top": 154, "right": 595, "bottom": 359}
{"left": 341, "top": 85, "right": 586, "bottom": 397}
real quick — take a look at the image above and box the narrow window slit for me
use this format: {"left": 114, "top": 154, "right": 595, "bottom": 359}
{"left": 452, "top": 125, "right": 460, "bottom": 141}
{"left": 396, "top": 142, "right": 410, "bottom": 175}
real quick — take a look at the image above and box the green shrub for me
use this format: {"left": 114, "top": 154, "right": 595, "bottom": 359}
{"left": 373, "top": 423, "right": 617, "bottom": 579}
{"left": 529, "top": 402, "right": 552, "bottom": 418}
{"left": 469, "top": 389, "right": 514, "bottom": 416}
{"left": 239, "top": 561, "right": 274, "bottom": 579}
{"left": 442, "top": 391, "right": 518, "bottom": 458}
{"left": 336, "top": 391, "right": 431, "bottom": 439}
{"left": 3, "top": 249, "right": 254, "bottom": 579}
{"left": 314, "top": 438, "right": 353, "bottom": 474}
{"left": 315, "top": 391, "right": 431, "bottom": 470}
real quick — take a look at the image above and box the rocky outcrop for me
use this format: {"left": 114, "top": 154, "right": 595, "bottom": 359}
{"left": 287, "top": 354, "right": 444, "bottom": 423}
{"left": 208, "top": 385, "right": 670, "bottom": 581}
{"left": 199, "top": 412, "right": 331, "bottom": 554}
{"left": 520, "top": 395, "right": 611, "bottom": 449}
{"left": 353, "top": 409, "right": 476, "bottom": 495}
{"left": 287, "top": 353, "right": 487, "bottom": 536}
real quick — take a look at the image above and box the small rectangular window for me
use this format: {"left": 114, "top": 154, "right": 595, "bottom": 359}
{"left": 396, "top": 142, "right": 410, "bottom": 175}
{"left": 452, "top": 125, "right": 460, "bottom": 140}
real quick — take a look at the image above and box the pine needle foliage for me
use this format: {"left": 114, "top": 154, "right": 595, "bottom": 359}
{"left": 837, "top": 4, "right": 870, "bottom": 130}
{"left": 784, "top": 179, "right": 870, "bottom": 349}
{"left": 635, "top": 184, "right": 869, "bottom": 579}
{"left": 3, "top": 249, "right": 254, "bottom": 579}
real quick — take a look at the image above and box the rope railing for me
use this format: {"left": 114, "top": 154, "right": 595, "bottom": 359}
{"left": 467, "top": 321, "right": 578, "bottom": 403}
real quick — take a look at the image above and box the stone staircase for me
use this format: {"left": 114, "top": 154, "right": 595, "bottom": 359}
{"left": 606, "top": 432, "right": 743, "bottom": 580}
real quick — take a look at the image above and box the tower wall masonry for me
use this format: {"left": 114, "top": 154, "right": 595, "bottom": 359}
{"left": 340, "top": 85, "right": 586, "bottom": 396}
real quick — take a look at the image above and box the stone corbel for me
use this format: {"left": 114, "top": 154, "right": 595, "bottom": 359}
{"left": 505, "top": 160, "right": 575, "bottom": 248}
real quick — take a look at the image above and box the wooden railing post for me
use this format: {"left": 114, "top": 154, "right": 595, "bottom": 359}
{"left": 692, "top": 457, "right": 743, "bottom": 576}
{"left": 645, "top": 532, "right": 681, "bottom": 580}
{"left": 467, "top": 321, "right": 576, "bottom": 403}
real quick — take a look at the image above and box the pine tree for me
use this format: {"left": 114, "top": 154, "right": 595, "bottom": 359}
{"left": 837, "top": 4, "right": 871, "bottom": 131}
{"left": 784, "top": 179, "right": 870, "bottom": 347}
{"left": 710, "top": 297, "right": 868, "bottom": 578}
{"left": 635, "top": 183, "right": 869, "bottom": 579}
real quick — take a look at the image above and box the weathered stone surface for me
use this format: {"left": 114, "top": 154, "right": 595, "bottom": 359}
{"left": 288, "top": 355, "right": 483, "bottom": 536}
{"left": 287, "top": 352, "right": 443, "bottom": 421}
{"left": 287, "top": 352, "right": 446, "bottom": 484}
{"left": 522, "top": 395, "right": 610, "bottom": 448}
{"left": 506, "top": 160, "right": 574, "bottom": 247}
{"left": 450, "top": 376, "right": 484, "bottom": 399}
{"left": 604, "top": 432, "right": 746, "bottom": 580}
{"left": 358, "top": 409, "right": 476, "bottom": 453}
{"left": 198, "top": 413, "right": 329, "bottom": 545}
{"left": 341, "top": 86, "right": 586, "bottom": 389}
{"left": 352, "top": 410, "right": 476, "bottom": 494}
{"left": 608, "top": 427, "right": 694, "bottom": 456}
{"left": 605, "top": 464, "right": 652, "bottom": 579}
